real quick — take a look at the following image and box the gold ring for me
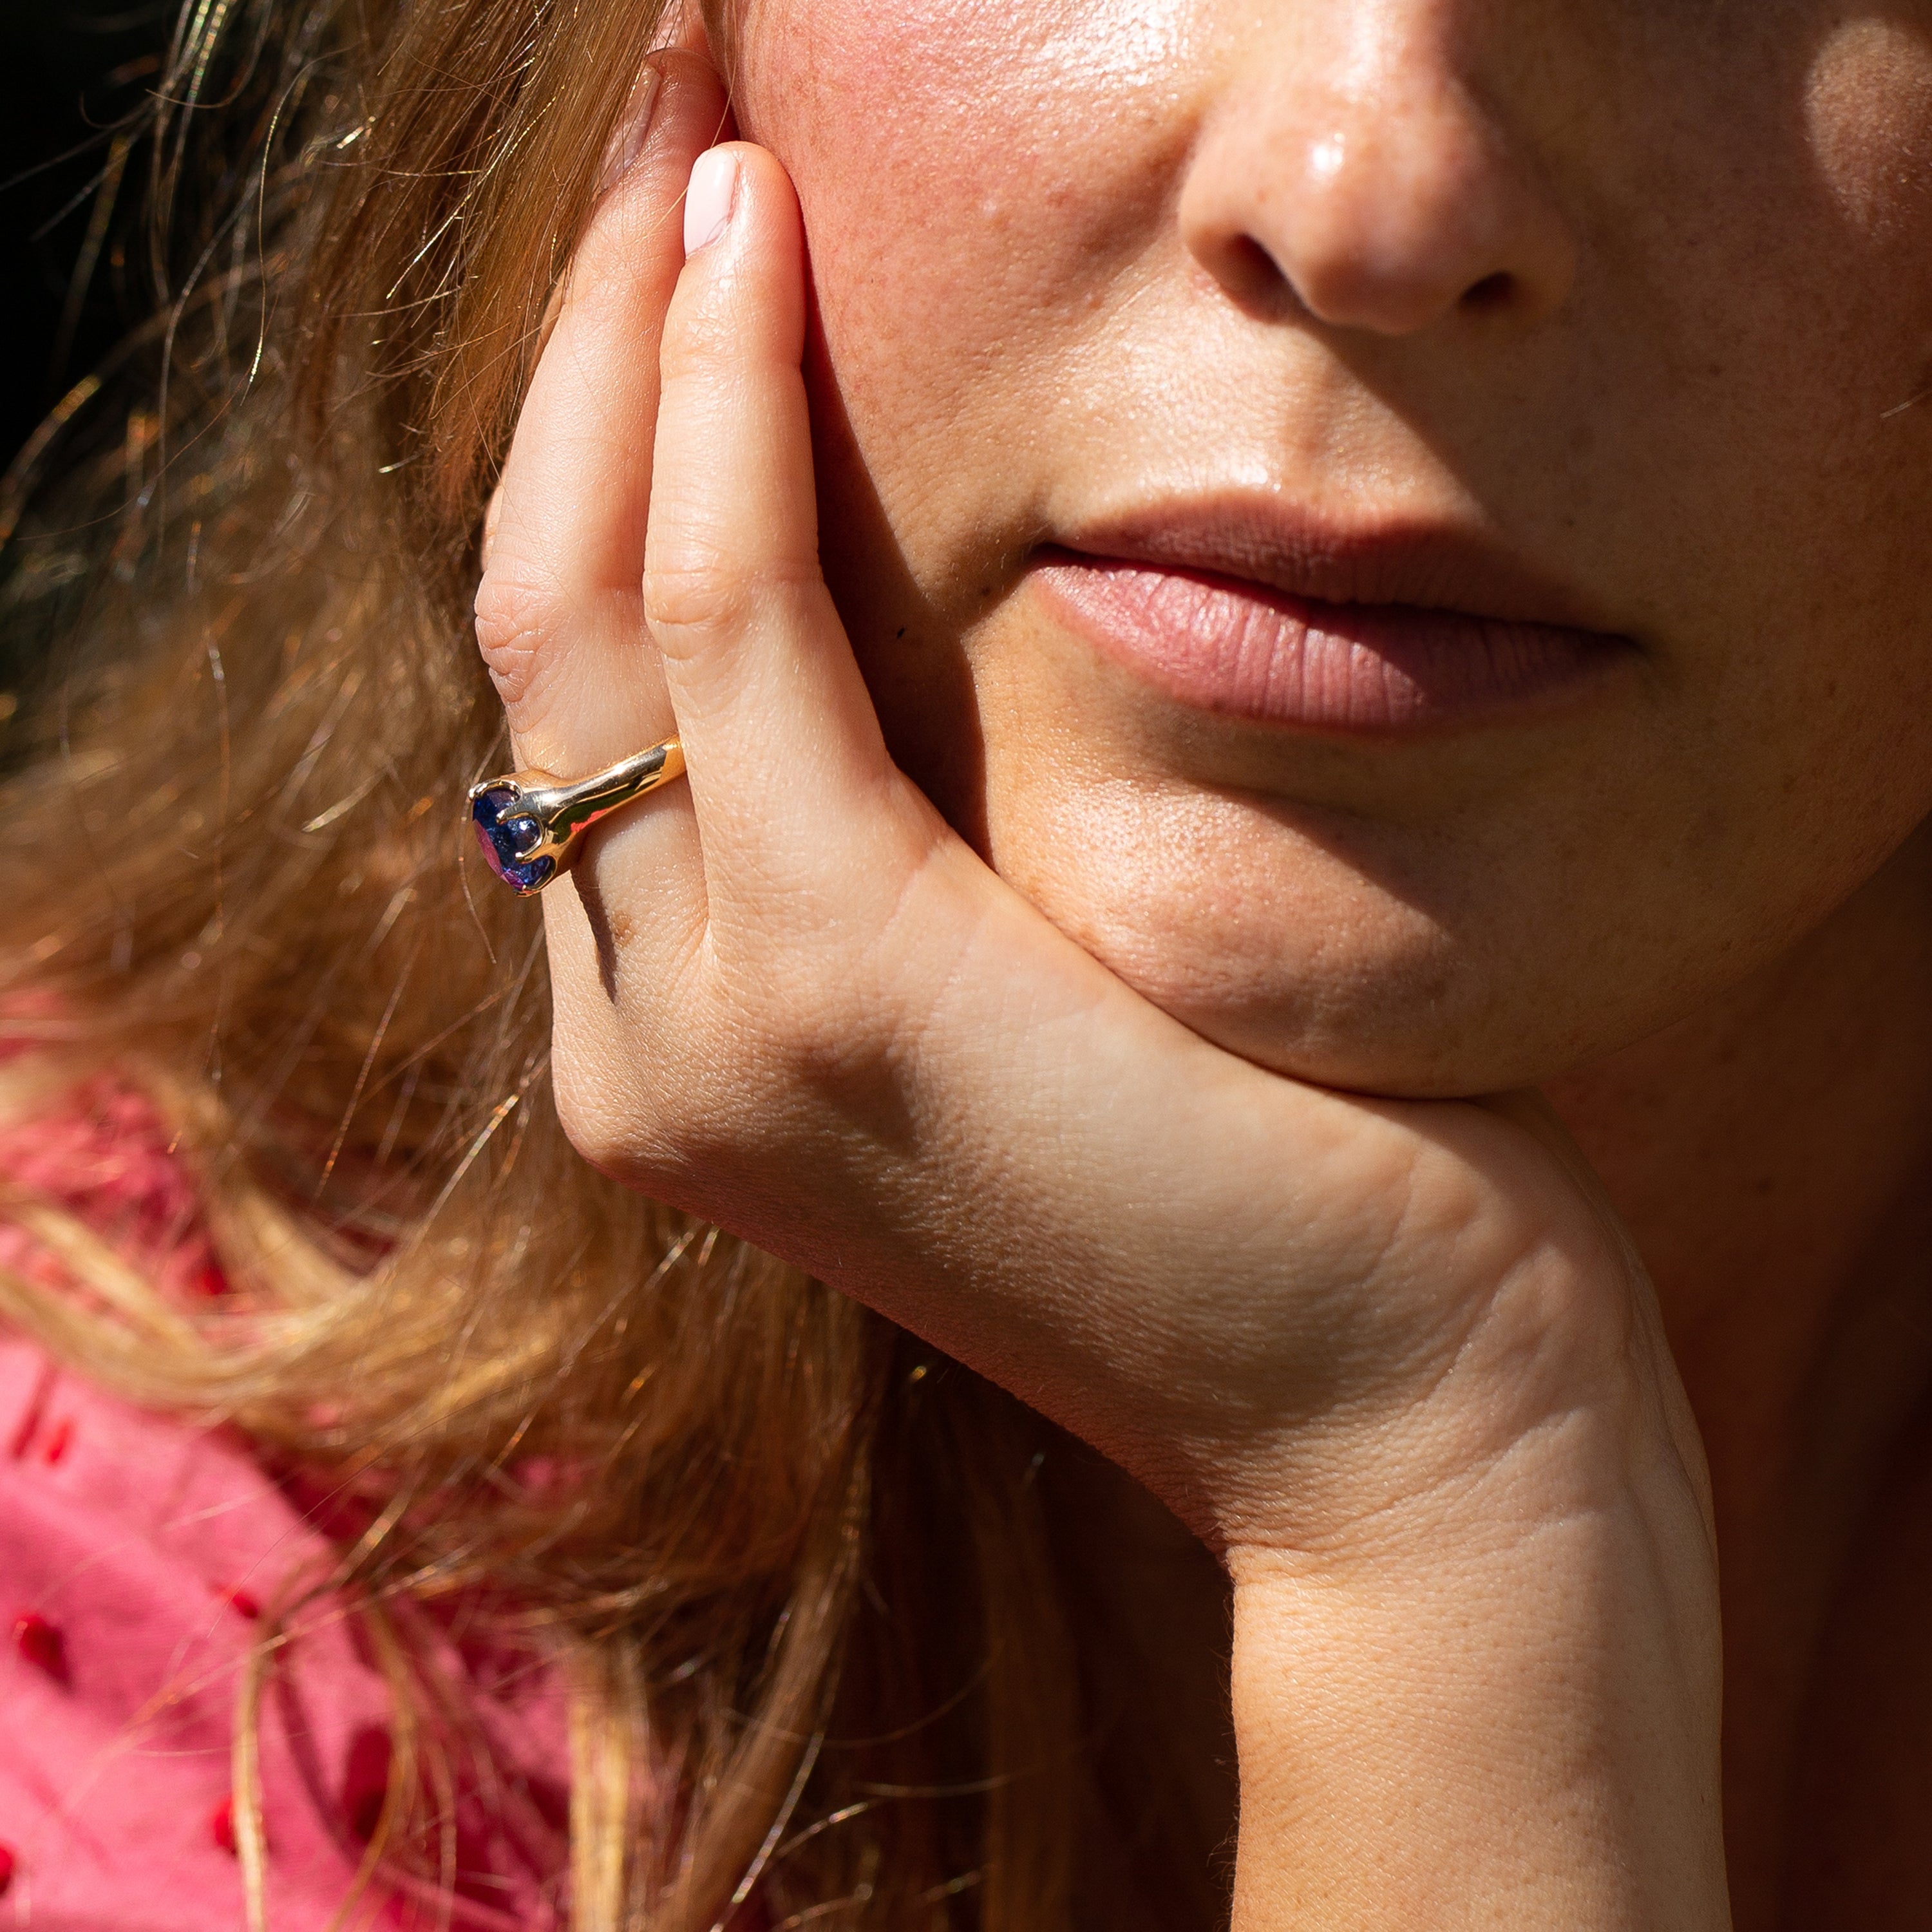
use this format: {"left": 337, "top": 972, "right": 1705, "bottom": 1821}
{"left": 468, "top": 738, "right": 687, "bottom": 896}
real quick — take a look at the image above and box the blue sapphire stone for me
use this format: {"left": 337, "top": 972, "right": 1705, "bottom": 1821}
{"left": 471, "top": 786, "right": 556, "bottom": 894}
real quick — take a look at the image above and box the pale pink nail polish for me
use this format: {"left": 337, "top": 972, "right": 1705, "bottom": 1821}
{"left": 684, "top": 148, "right": 739, "bottom": 256}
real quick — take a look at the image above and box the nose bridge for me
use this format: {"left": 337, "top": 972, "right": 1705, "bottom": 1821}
{"left": 1281, "top": 0, "right": 1456, "bottom": 153}
{"left": 1181, "top": 0, "right": 1576, "bottom": 337}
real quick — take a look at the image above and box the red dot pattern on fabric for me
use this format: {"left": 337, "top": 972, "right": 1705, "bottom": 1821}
{"left": 6, "top": 1363, "right": 55, "bottom": 1463}
{"left": 0, "top": 1072, "right": 582, "bottom": 1929}
{"left": 343, "top": 1726, "right": 393, "bottom": 1844}
{"left": 216, "top": 1583, "right": 262, "bottom": 1620}
{"left": 12, "top": 1610, "right": 70, "bottom": 1686}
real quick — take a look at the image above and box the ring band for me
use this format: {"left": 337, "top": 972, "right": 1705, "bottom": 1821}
{"left": 468, "top": 738, "right": 687, "bottom": 896}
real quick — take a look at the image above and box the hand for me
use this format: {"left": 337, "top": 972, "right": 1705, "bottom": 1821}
{"left": 475, "top": 53, "right": 1729, "bottom": 1926}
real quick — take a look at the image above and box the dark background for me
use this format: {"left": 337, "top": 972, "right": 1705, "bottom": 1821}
{"left": 2, "top": 1, "right": 175, "bottom": 474}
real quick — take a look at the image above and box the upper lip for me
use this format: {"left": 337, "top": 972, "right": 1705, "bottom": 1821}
{"left": 1045, "top": 494, "right": 1625, "bottom": 638}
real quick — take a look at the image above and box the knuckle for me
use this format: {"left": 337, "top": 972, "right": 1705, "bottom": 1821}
{"left": 728, "top": 946, "right": 878, "bottom": 1090}
{"left": 641, "top": 552, "right": 758, "bottom": 647}
{"left": 549, "top": 1046, "right": 671, "bottom": 1187}
{"left": 473, "top": 560, "right": 569, "bottom": 708}
{"left": 642, "top": 547, "right": 827, "bottom": 658}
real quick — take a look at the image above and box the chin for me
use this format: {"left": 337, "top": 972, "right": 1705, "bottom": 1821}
{"left": 987, "top": 805, "right": 1562, "bottom": 1100}
{"left": 1087, "top": 948, "right": 1522, "bottom": 1101}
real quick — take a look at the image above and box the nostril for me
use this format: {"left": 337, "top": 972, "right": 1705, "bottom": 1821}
{"left": 1220, "top": 233, "right": 1291, "bottom": 305}
{"left": 1461, "top": 270, "right": 1515, "bottom": 312}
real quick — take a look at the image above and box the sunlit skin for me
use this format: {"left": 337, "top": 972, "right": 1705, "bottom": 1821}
{"left": 755, "top": 0, "right": 1932, "bottom": 1090}
{"left": 475, "top": 0, "right": 1932, "bottom": 1923}
{"left": 730, "top": 7, "right": 1932, "bottom": 1920}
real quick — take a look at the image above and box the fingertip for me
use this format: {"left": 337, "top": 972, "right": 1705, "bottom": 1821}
{"left": 646, "top": 137, "right": 878, "bottom": 823}
{"left": 685, "top": 146, "right": 740, "bottom": 256}
{"left": 668, "top": 142, "right": 807, "bottom": 354}
{"left": 593, "top": 62, "right": 666, "bottom": 201}
{"left": 680, "top": 141, "right": 802, "bottom": 247}
{"left": 654, "top": 143, "right": 811, "bottom": 547}
{"left": 590, "top": 52, "right": 728, "bottom": 232}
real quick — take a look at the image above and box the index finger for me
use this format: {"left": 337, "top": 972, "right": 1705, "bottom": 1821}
{"left": 475, "top": 52, "right": 730, "bottom": 781}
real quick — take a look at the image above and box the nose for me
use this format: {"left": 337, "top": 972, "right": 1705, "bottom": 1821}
{"left": 1178, "top": 8, "right": 1578, "bottom": 336}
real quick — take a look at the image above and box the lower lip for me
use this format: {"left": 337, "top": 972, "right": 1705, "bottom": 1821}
{"left": 1034, "top": 554, "right": 1627, "bottom": 734}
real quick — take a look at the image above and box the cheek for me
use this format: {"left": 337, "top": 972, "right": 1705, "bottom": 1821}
{"left": 735, "top": 0, "right": 1195, "bottom": 210}
{"left": 1785, "top": 17, "right": 1932, "bottom": 496}
{"left": 734, "top": 1, "right": 1055, "bottom": 328}
{"left": 731, "top": 0, "right": 1199, "bottom": 515}
{"left": 1724, "top": 23, "right": 1932, "bottom": 791}
{"left": 1587, "top": 14, "right": 1932, "bottom": 803}
{"left": 1806, "top": 17, "right": 1932, "bottom": 239}
{"left": 719, "top": 0, "right": 1932, "bottom": 1095}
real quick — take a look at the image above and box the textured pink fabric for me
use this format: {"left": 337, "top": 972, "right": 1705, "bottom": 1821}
{"left": 0, "top": 1082, "right": 573, "bottom": 1929}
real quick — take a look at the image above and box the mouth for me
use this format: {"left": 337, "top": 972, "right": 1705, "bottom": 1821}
{"left": 1030, "top": 500, "right": 1635, "bottom": 735}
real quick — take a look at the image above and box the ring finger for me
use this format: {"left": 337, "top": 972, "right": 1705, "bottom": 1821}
{"left": 473, "top": 52, "right": 728, "bottom": 974}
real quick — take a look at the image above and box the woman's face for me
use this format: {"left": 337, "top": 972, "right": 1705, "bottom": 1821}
{"left": 721, "top": 0, "right": 1932, "bottom": 1094}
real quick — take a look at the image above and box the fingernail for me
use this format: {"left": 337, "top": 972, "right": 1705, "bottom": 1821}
{"left": 685, "top": 147, "right": 739, "bottom": 256}
{"left": 595, "top": 65, "right": 663, "bottom": 196}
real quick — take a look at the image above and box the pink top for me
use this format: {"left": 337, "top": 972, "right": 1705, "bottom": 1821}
{"left": 0, "top": 1080, "right": 574, "bottom": 1929}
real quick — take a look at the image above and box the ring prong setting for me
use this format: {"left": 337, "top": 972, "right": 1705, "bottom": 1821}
{"left": 467, "top": 738, "right": 687, "bottom": 898}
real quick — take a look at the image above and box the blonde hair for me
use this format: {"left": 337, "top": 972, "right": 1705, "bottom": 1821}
{"left": 0, "top": 3, "right": 1226, "bottom": 1926}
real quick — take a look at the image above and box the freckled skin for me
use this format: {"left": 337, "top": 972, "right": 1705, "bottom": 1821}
{"left": 721, "top": 0, "right": 1932, "bottom": 1097}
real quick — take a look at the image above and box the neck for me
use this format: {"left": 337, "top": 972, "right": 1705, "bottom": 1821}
{"left": 1544, "top": 817, "right": 1932, "bottom": 1926}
